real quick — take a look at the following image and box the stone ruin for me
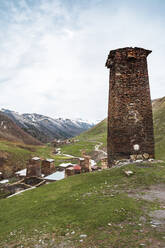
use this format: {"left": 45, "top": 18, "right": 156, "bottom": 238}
{"left": 106, "top": 47, "right": 155, "bottom": 166}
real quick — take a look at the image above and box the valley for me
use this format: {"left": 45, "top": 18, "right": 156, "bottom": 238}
{"left": 0, "top": 97, "right": 165, "bottom": 247}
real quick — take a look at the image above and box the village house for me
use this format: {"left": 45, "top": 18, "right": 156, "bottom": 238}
{"left": 73, "top": 165, "right": 81, "bottom": 174}
{"left": 65, "top": 167, "right": 75, "bottom": 177}
{"left": 41, "top": 159, "right": 55, "bottom": 176}
{"left": 26, "top": 157, "right": 41, "bottom": 177}
{"left": 80, "top": 156, "right": 92, "bottom": 172}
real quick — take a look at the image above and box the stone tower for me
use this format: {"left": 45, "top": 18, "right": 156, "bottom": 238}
{"left": 106, "top": 47, "right": 154, "bottom": 165}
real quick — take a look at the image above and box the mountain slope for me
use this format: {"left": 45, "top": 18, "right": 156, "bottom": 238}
{"left": 0, "top": 112, "right": 42, "bottom": 146}
{"left": 152, "top": 96, "right": 165, "bottom": 160}
{"left": 1, "top": 109, "right": 94, "bottom": 143}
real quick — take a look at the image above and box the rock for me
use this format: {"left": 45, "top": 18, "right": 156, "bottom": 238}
{"left": 143, "top": 153, "right": 149, "bottom": 160}
{"left": 136, "top": 154, "right": 143, "bottom": 159}
{"left": 130, "top": 154, "right": 136, "bottom": 161}
{"left": 124, "top": 170, "right": 134, "bottom": 176}
{"left": 80, "top": 234, "right": 87, "bottom": 238}
{"left": 135, "top": 159, "right": 143, "bottom": 163}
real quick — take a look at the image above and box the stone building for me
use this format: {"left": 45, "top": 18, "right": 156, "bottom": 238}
{"left": 41, "top": 159, "right": 55, "bottom": 176}
{"left": 65, "top": 167, "right": 75, "bottom": 177}
{"left": 74, "top": 165, "right": 81, "bottom": 174}
{"left": 79, "top": 156, "right": 92, "bottom": 172}
{"left": 106, "top": 47, "right": 155, "bottom": 165}
{"left": 26, "top": 157, "right": 41, "bottom": 177}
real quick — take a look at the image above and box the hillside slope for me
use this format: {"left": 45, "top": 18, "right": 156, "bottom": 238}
{"left": 1, "top": 109, "right": 94, "bottom": 143}
{"left": 0, "top": 112, "right": 42, "bottom": 146}
{"left": 0, "top": 162, "right": 165, "bottom": 247}
{"left": 152, "top": 97, "right": 165, "bottom": 160}
{"left": 60, "top": 119, "right": 107, "bottom": 158}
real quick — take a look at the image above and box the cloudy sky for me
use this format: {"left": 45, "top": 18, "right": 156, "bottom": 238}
{"left": 0, "top": 0, "right": 165, "bottom": 122}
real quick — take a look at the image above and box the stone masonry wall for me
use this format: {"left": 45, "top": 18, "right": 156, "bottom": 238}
{"left": 106, "top": 47, "right": 155, "bottom": 165}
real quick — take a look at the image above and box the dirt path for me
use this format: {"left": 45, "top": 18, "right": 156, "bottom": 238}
{"left": 127, "top": 184, "right": 165, "bottom": 232}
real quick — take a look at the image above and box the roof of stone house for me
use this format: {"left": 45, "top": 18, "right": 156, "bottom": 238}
{"left": 44, "top": 171, "right": 65, "bottom": 181}
{"left": 32, "top": 157, "right": 40, "bottom": 161}
{"left": 45, "top": 159, "right": 54, "bottom": 163}
{"left": 59, "top": 163, "right": 74, "bottom": 168}
{"left": 0, "top": 179, "right": 9, "bottom": 184}
{"left": 15, "top": 168, "right": 27, "bottom": 176}
{"left": 74, "top": 165, "right": 81, "bottom": 170}
{"left": 66, "top": 167, "right": 74, "bottom": 171}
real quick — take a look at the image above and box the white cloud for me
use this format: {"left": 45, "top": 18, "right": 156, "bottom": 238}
{"left": 0, "top": 0, "right": 165, "bottom": 121}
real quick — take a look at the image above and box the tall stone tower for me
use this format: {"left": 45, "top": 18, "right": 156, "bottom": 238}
{"left": 106, "top": 47, "right": 154, "bottom": 165}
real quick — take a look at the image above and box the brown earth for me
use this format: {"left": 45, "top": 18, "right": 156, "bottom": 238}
{"left": 0, "top": 112, "right": 42, "bottom": 145}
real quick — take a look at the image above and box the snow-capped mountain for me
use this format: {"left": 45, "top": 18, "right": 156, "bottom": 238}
{"left": 1, "top": 109, "right": 95, "bottom": 143}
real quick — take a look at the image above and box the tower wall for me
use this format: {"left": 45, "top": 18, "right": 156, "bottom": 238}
{"left": 106, "top": 47, "right": 155, "bottom": 165}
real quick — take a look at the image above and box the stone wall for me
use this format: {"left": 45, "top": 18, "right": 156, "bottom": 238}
{"left": 26, "top": 158, "right": 41, "bottom": 177}
{"left": 41, "top": 160, "right": 55, "bottom": 176}
{"left": 106, "top": 47, "right": 155, "bottom": 165}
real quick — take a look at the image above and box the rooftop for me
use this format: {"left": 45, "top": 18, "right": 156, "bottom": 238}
{"left": 32, "top": 157, "right": 40, "bottom": 161}
{"left": 74, "top": 165, "right": 81, "bottom": 170}
{"left": 59, "top": 163, "right": 74, "bottom": 168}
{"left": 15, "top": 168, "right": 27, "bottom": 177}
{"left": 44, "top": 171, "right": 65, "bottom": 181}
{"left": 46, "top": 159, "right": 54, "bottom": 163}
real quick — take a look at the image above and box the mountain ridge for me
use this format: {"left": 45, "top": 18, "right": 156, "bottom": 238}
{"left": 0, "top": 112, "right": 42, "bottom": 145}
{"left": 1, "top": 109, "right": 94, "bottom": 143}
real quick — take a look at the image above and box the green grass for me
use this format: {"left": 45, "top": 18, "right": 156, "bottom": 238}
{"left": 0, "top": 140, "right": 32, "bottom": 175}
{"left": 0, "top": 162, "right": 165, "bottom": 247}
{"left": 153, "top": 102, "right": 165, "bottom": 160}
{"left": 61, "top": 119, "right": 107, "bottom": 157}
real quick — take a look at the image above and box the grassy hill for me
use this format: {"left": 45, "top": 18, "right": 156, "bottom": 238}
{"left": 152, "top": 97, "right": 165, "bottom": 160}
{"left": 61, "top": 119, "right": 107, "bottom": 157}
{"left": 0, "top": 162, "right": 165, "bottom": 247}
